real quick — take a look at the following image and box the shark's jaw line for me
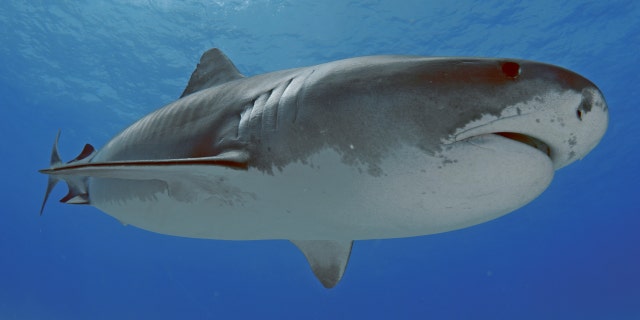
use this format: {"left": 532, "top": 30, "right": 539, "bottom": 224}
{"left": 494, "top": 132, "right": 552, "bottom": 157}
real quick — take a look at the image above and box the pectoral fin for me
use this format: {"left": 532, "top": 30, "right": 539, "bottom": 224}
{"left": 39, "top": 150, "right": 249, "bottom": 179}
{"left": 39, "top": 131, "right": 249, "bottom": 214}
{"left": 291, "top": 240, "right": 353, "bottom": 289}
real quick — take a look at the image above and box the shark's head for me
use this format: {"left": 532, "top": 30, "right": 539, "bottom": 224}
{"left": 302, "top": 56, "right": 608, "bottom": 172}
{"left": 296, "top": 56, "right": 609, "bottom": 237}
{"left": 444, "top": 60, "right": 608, "bottom": 169}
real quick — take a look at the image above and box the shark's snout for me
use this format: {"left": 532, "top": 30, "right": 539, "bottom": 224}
{"left": 448, "top": 64, "right": 609, "bottom": 170}
{"left": 568, "top": 86, "right": 608, "bottom": 163}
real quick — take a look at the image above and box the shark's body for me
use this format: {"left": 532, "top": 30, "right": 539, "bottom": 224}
{"left": 41, "top": 49, "right": 608, "bottom": 288}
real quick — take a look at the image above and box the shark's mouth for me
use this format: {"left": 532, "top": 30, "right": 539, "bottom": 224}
{"left": 494, "top": 132, "right": 552, "bottom": 158}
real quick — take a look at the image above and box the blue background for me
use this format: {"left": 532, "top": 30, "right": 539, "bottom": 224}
{"left": 1, "top": 1, "right": 638, "bottom": 319}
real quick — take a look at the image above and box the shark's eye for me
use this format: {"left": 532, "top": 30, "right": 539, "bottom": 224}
{"left": 501, "top": 62, "right": 520, "bottom": 78}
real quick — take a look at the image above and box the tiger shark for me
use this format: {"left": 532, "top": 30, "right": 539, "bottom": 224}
{"left": 40, "top": 48, "right": 608, "bottom": 288}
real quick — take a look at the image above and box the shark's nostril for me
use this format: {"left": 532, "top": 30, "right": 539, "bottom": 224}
{"left": 580, "top": 89, "right": 594, "bottom": 113}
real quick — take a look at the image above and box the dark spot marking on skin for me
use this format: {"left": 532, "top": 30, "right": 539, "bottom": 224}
{"left": 501, "top": 62, "right": 521, "bottom": 79}
{"left": 576, "top": 109, "right": 583, "bottom": 121}
{"left": 580, "top": 89, "right": 594, "bottom": 113}
{"left": 442, "top": 158, "right": 455, "bottom": 166}
{"left": 536, "top": 119, "right": 541, "bottom": 123}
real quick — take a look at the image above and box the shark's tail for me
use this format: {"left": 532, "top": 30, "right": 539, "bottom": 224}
{"left": 39, "top": 131, "right": 96, "bottom": 215}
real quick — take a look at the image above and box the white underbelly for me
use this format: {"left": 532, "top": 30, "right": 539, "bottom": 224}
{"left": 90, "top": 134, "right": 554, "bottom": 240}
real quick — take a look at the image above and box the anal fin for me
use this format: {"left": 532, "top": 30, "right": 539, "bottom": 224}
{"left": 291, "top": 240, "right": 353, "bottom": 289}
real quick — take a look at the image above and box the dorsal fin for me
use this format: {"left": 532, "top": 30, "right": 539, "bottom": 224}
{"left": 180, "top": 48, "right": 244, "bottom": 98}
{"left": 291, "top": 240, "right": 354, "bottom": 288}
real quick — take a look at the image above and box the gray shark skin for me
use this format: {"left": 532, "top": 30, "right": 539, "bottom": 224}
{"left": 40, "top": 48, "right": 608, "bottom": 288}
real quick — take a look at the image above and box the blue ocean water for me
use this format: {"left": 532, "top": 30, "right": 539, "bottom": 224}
{"left": 1, "top": 0, "right": 638, "bottom": 319}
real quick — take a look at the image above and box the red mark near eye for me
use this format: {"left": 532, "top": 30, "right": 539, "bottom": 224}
{"left": 501, "top": 62, "right": 520, "bottom": 78}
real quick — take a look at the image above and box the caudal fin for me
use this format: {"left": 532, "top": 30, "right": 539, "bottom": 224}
{"left": 39, "top": 131, "right": 96, "bottom": 215}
